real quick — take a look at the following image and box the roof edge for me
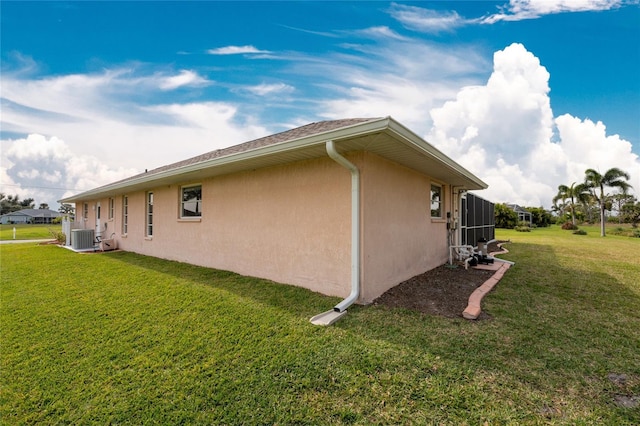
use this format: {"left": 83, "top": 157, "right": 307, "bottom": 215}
{"left": 59, "top": 117, "right": 390, "bottom": 203}
{"left": 59, "top": 116, "right": 488, "bottom": 202}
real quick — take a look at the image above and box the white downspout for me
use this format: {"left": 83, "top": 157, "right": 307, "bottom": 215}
{"left": 327, "top": 140, "right": 360, "bottom": 313}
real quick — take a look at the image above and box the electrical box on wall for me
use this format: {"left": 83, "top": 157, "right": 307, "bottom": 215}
{"left": 446, "top": 212, "right": 457, "bottom": 230}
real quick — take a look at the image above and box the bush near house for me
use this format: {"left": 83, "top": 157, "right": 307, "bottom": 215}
{"left": 514, "top": 221, "right": 532, "bottom": 232}
{"left": 495, "top": 205, "right": 552, "bottom": 229}
{"left": 495, "top": 203, "right": 518, "bottom": 228}
{"left": 48, "top": 228, "right": 66, "bottom": 244}
{"left": 525, "top": 206, "right": 552, "bottom": 227}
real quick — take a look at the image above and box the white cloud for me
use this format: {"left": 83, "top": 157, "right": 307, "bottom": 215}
{"left": 388, "top": 1, "right": 622, "bottom": 31}
{"left": 207, "top": 45, "right": 271, "bottom": 55}
{"left": 158, "top": 70, "right": 211, "bottom": 90}
{"left": 388, "top": 3, "right": 466, "bottom": 33}
{"left": 0, "top": 65, "right": 270, "bottom": 207}
{"left": 309, "top": 40, "right": 487, "bottom": 132}
{"left": 1, "top": 68, "right": 208, "bottom": 128}
{"left": 429, "top": 43, "right": 553, "bottom": 161}
{"left": 427, "top": 43, "right": 639, "bottom": 207}
{"left": 243, "top": 83, "right": 295, "bottom": 96}
{"left": 555, "top": 114, "right": 640, "bottom": 191}
{"left": 352, "top": 26, "right": 409, "bottom": 41}
{"left": 1, "top": 66, "right": 269, "bottom": 166}
{"left": 1, "top": 134, "right": 138, "bottom": 207}
{"left": 483, "top": 0, "right": 621, "bottom": 23}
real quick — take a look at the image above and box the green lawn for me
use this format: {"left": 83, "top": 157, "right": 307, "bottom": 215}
{"left": 0, "top": 224, "right": 61, "bottom": 241}
{"left": 1, "top": 226, "right": 638, "bottom": 424}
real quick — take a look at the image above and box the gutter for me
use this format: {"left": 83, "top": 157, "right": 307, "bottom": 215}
{"left": 309, "top": 140, "right": 360, "bottom": 325}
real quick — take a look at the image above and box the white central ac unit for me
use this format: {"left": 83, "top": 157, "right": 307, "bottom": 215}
{"left": 71, "top": 229, "right": 95, "bottom": 250}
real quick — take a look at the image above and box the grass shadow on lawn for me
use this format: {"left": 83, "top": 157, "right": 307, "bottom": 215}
{"left": 103, "top": 249, "right": 342, "bottom": 320}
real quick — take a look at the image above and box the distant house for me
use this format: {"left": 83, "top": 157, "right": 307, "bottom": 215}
{"left": 0, "top": 208, "right": 62, "bottom": 225}
{"left": 506, "top": 203, "right": 532, "bottom": 225}
{"left": 60, "top": 117, "right": 489, "bottom": 312}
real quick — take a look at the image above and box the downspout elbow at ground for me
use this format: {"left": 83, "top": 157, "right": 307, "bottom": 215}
{"left": 309, "top": 140, "right": 360, "bottom": 325}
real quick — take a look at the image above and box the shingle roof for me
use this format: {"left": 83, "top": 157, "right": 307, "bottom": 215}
{"left": 507, "top": 204, "right": 530, "bottom": 214}
{"left": 0, "top": 208, "right": 61, "bottom": 218}
{"left": 118, "top": 118, "right": 379, "bottom": 185}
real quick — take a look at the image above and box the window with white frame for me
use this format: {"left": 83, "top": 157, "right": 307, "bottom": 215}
{"left": 430, "top": 184, "right": 442, "bottom": 218}
{"left": 122, "top": 195, "right": 128, "bottom": 234}
{"left": 83, "top": 203, "right": 88, "bottom": 221}
{"left": 181, "top": 184, "right": 202, "bottom": 218}
{"left": 146, "top": 192, "right": 154, "bottom": 237}
{"left": 108, "top": 197, "right": 115, "bottom": 220}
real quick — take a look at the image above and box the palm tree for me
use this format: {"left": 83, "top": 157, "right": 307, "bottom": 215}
{"left": 553, "top": 182, "right": 590, "bottom": 225}
{"left": 584, "top": 168, "right": 632, "bottom": 236}
{"left": 552, "top": 187, "right": 569, "bottom": 220}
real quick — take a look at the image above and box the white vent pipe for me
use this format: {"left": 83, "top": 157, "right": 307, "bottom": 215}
{"left": 326, "top": 140, "right": 360, "bottom": 312}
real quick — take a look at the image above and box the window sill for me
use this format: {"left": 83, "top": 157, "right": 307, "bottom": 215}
{"left": 145, "top": 236, "right": 153, "bottom": 241}
{"left": 178, "top": 218, "right": 202, "bottom": 223}
{"left": 431, "top": 218, "right": 447, "bottom": 223}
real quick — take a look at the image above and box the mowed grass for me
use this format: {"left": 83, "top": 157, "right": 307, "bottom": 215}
{"left": 1, "top": 226, "right": 639, "bottom": 424}
{"left": 0, "top": 224, "right": 60, "bottom": 240}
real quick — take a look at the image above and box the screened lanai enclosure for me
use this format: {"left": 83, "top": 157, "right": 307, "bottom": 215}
{"left": 460, "top": 192, "right": 495, "bottom": 246}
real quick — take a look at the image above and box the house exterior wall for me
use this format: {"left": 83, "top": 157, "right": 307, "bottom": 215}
{"left": 359, "top": 152, "right": 450, "bottom": 303}
{"left": 74, "top": 151, "right": 456, "bottom": 304}
{"left": 76, "top": 157, "right": 353, "bottom": 298}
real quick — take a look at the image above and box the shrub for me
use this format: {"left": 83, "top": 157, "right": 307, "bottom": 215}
{"left": 495, "top": 203, "right": 518, "bottom": 229}
{"left": 573, "top": 229, "right": 587, "bottom": 235}
{"left": 609, "top": 227, "right": 625, "bottom": 236}
{"left": 48, "top": 228, "right": 66, "bottom": 244}
{"left": 561, "top": 222, "right": 579, "bottom": 230}
{"left": 515, "top": 226, "right": 531, "bottom": 232}
{"left": 607, "top": 226, "right": 640, "bottom": 238}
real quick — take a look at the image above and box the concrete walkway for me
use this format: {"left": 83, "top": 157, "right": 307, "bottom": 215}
{"left": 0, "top": 239, "right": 56, "bottom": 245}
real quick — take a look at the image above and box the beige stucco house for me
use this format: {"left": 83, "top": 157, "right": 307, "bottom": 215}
{"left": 60, "top": 117, "right": 487, "bottom": 323}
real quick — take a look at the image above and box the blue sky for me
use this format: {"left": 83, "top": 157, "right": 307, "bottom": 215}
{"left": 1, "top": 1, "right": 639, "bottom": 209}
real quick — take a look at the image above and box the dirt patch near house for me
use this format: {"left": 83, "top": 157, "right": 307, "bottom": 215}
{"left": 372, "top": 241, "right": 507, "bottom": 320}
